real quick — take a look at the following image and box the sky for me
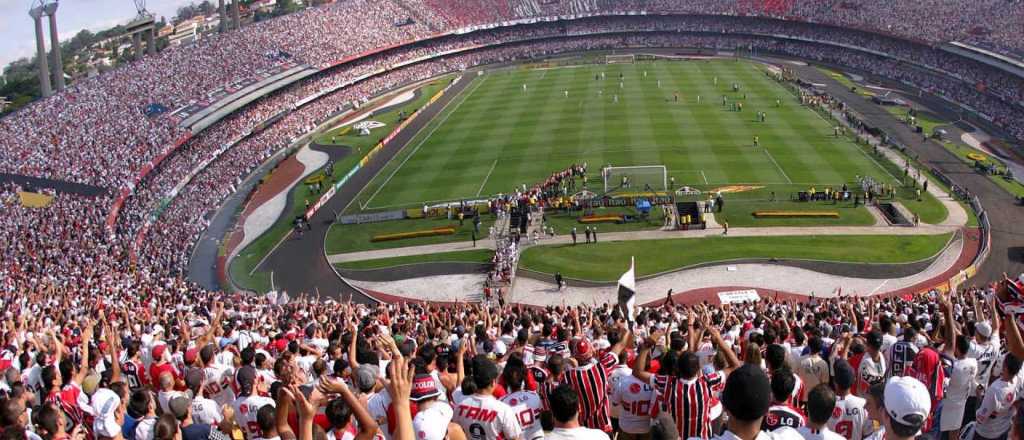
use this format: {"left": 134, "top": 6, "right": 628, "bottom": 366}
{"left": 0, "top": 0, "right": 196, "bottom": 68}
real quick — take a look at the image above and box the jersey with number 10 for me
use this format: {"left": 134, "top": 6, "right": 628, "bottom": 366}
{"left": 500, "top": 390, "right": 543, "bottom": 440}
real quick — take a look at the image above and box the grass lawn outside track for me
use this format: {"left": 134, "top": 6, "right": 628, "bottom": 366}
{"left": 334, "top": 249, "right": 493, "bottom": 270}
{"left": 325, "top": 216, "right": 494, "bottom": 254}
{"left": 519, "top": 233, "right": 954, "bottom": 282}
{"left": 228, "top": 78, "right": 453, "bottom": 292}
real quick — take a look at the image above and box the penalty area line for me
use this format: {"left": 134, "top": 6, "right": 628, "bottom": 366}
{"left": 360, "top": 74, "right": 487, "bottom": 210}
{"left": 763, "top": 148, "right": 793, "bottom": 184}
{"left": 477, "top": 159, "right": 499, "bottom": 197}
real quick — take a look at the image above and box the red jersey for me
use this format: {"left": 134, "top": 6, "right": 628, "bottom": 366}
{"left": 149, "top": 362, "right": 179, "bottom": 387}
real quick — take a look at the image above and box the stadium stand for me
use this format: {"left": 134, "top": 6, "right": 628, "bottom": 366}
{"left": 2, "top": 4, "right": 1024, "bottom": 439}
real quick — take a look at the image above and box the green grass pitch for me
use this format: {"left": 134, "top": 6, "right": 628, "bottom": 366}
{"left": 351, "top": 58, "right": 902, "bottom": 212}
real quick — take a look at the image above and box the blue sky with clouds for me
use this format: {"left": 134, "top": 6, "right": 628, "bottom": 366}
{"left": 0, "top": 0, "right": 196, "bottom": 68}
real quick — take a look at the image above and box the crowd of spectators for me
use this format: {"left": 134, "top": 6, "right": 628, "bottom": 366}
{"left": 0, "top": 0, "right": 1021, "bottom": 194}
{"left": 3, "top": 5, "right": 1024, "bottom": 440}
{"left": 4, "top": 13, "right": 1024, "bottom": 307}
{"left": 2, "top": 264, "right": 1024, "bottom": 440}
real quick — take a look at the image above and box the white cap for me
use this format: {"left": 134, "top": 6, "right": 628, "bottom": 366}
{"left": 91, "top": 388, "right": 121, "bottom": 438}
{"left": 976, "top": 321, "right": 993, "bottom": 338}
{"left": 413, "top": 403, "right": 453, "bottom": 440}
{"left": 884, "top": 376, "right": 932, "bottom": 435}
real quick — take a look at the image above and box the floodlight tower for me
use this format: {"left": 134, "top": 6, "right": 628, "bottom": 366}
{"left": 42, "top": 0, "right": 65, "bottom": 91}
{"left": 133, "top": 0, "right": 157, "bottom": 55}
{"left": 126, "top": 0, "right": 156, "bottom": 59}
{"left": 29, "top": 0, "right": 53, "bottom": 97}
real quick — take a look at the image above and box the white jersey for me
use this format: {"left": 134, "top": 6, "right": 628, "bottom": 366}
{"left": 969, "top": 340, "right": 999, "bottom": 394}
{"left": 607, "top": 365, "right": 632, "bottom": 418}
{"left": 609, "top": 375, "right": 655, "bottom": 434}
{"left": 158, "top": 390, "right": 184, "bottom": 414}
{"left": 25, "top": 365, "right": 43, "bottom": 397}
{"left": 191, "top": 395, "right": 223, "bottom": 425}
{"left": 430, "top": 370, "right": 449, "bottom": 403}
{"left": 500, "top": 390, "right": 544, "bottom": 440}
{"left": 414, "top": 402, "right": 454, "bottom": 440}
{"left": 940, "top": 357, "right": 977, "bottom": 432}
{"left": 232, "top": 394, "right": 276, "bottom": 440}
{"left": 546, "top": 427, "right": 609, "bottom": 440}
{"left": 796, "top": 426, "right": 846, "bottom": 440}
{"left": 856, "top": 354, "right": 885, "bottom": 397}
{"left": 367, "top": 389, "right": 394, "bottom": 440}
{"left": 453, "top": 394, "right": 522, "bottom": 440}
{"left": 880, "top": 334, "right": 897, "bottom": 366}
{"left": 204, "top": 364, "right": 236, "bottom": 407}
{"left": 827, "top": 394, "right": 869, "bottom": 440}
{"left": 975, "top": 378, "right": 1017, "bottom": 439}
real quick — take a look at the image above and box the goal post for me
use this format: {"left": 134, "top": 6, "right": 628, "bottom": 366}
{"left": 602, "top": 165, "right": 668, "bottom": 193}
{"left": 605, "top": 54, "right": 635, "bottom": 64}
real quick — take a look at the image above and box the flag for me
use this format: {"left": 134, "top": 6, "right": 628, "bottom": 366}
{"left": 617, "top": 257, "right": 637, "bottom": 322}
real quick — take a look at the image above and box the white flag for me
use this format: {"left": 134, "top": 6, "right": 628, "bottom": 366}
{"left": 617, "top": 257, "right": 637, "bottom": 321}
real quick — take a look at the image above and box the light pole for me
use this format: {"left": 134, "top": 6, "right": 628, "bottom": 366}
{"left": 29, "top": 2, "right": 53, "bottom": 98}
{"left": 43, "top": 1, "right": 65, "bottom": 91}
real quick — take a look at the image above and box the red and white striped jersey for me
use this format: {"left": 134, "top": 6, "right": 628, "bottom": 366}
{"left": 649, "top": 372, "right": 724, "bottom": 439}
{"left": 564, "top": 352, "right": 617, "bottom": 432}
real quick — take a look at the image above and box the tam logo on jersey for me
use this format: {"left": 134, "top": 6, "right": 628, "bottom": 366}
{"left": 456, "top": 405, "right": 500, "bottom": 422}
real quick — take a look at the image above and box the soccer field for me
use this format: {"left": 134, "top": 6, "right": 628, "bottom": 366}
{"left": 352, "top": 58, "right": 895, "bottom": 211}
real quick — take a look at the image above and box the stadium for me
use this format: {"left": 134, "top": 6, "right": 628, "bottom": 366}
{"left": 2, "top": 1, "right": 1024, "bottom": 440}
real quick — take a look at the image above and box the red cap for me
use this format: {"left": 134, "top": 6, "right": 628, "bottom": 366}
{"left": 571, "top": 339, "right": 592, "bottom": 360}
{"left": 152, "top": 344, "right": 166, "bottom": 360}
{"left": 185, "top": 348, "right": 198, "bottom": 364}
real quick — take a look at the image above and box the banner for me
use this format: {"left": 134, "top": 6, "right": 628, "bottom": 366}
{"left": 717, "top": 289, "right": 760, "bottom": 304}
{"left": 338, "top": 210, "right": 406, "bottom": 224}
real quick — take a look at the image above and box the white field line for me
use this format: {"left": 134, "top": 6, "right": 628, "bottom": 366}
{"left": 368, "top": 195, "right": 480, "bottom": 211}
{"left": 700, "top": 170, "right": 708, "bottom": 185}
{"left": 250, "top": 228, "right": 293, "bottom": 275}
{"left": 360, "top": 75, "right": 488, "bottom": 210}
{"left": 856, "top": 147, "right": 901, "bottom": 182}
{"left": 477, "top": 159, "right": 499, "bottom": 196}
{"left": 763, "top": 148, "right": 793, "bottom": 184}
{"left": 804, "top": 101, "right": 902, "bottom": 182}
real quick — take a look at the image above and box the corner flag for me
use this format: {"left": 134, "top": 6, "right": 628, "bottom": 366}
{"left": 617, "top": 257, "right": 637, "bottom": 322}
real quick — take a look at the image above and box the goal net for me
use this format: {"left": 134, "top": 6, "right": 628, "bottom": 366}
{"left": 602, "top": 165, "right": 667, "bottom": 193}
{"left": 606, "top": 54, "right": 635, "bottom": 64}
